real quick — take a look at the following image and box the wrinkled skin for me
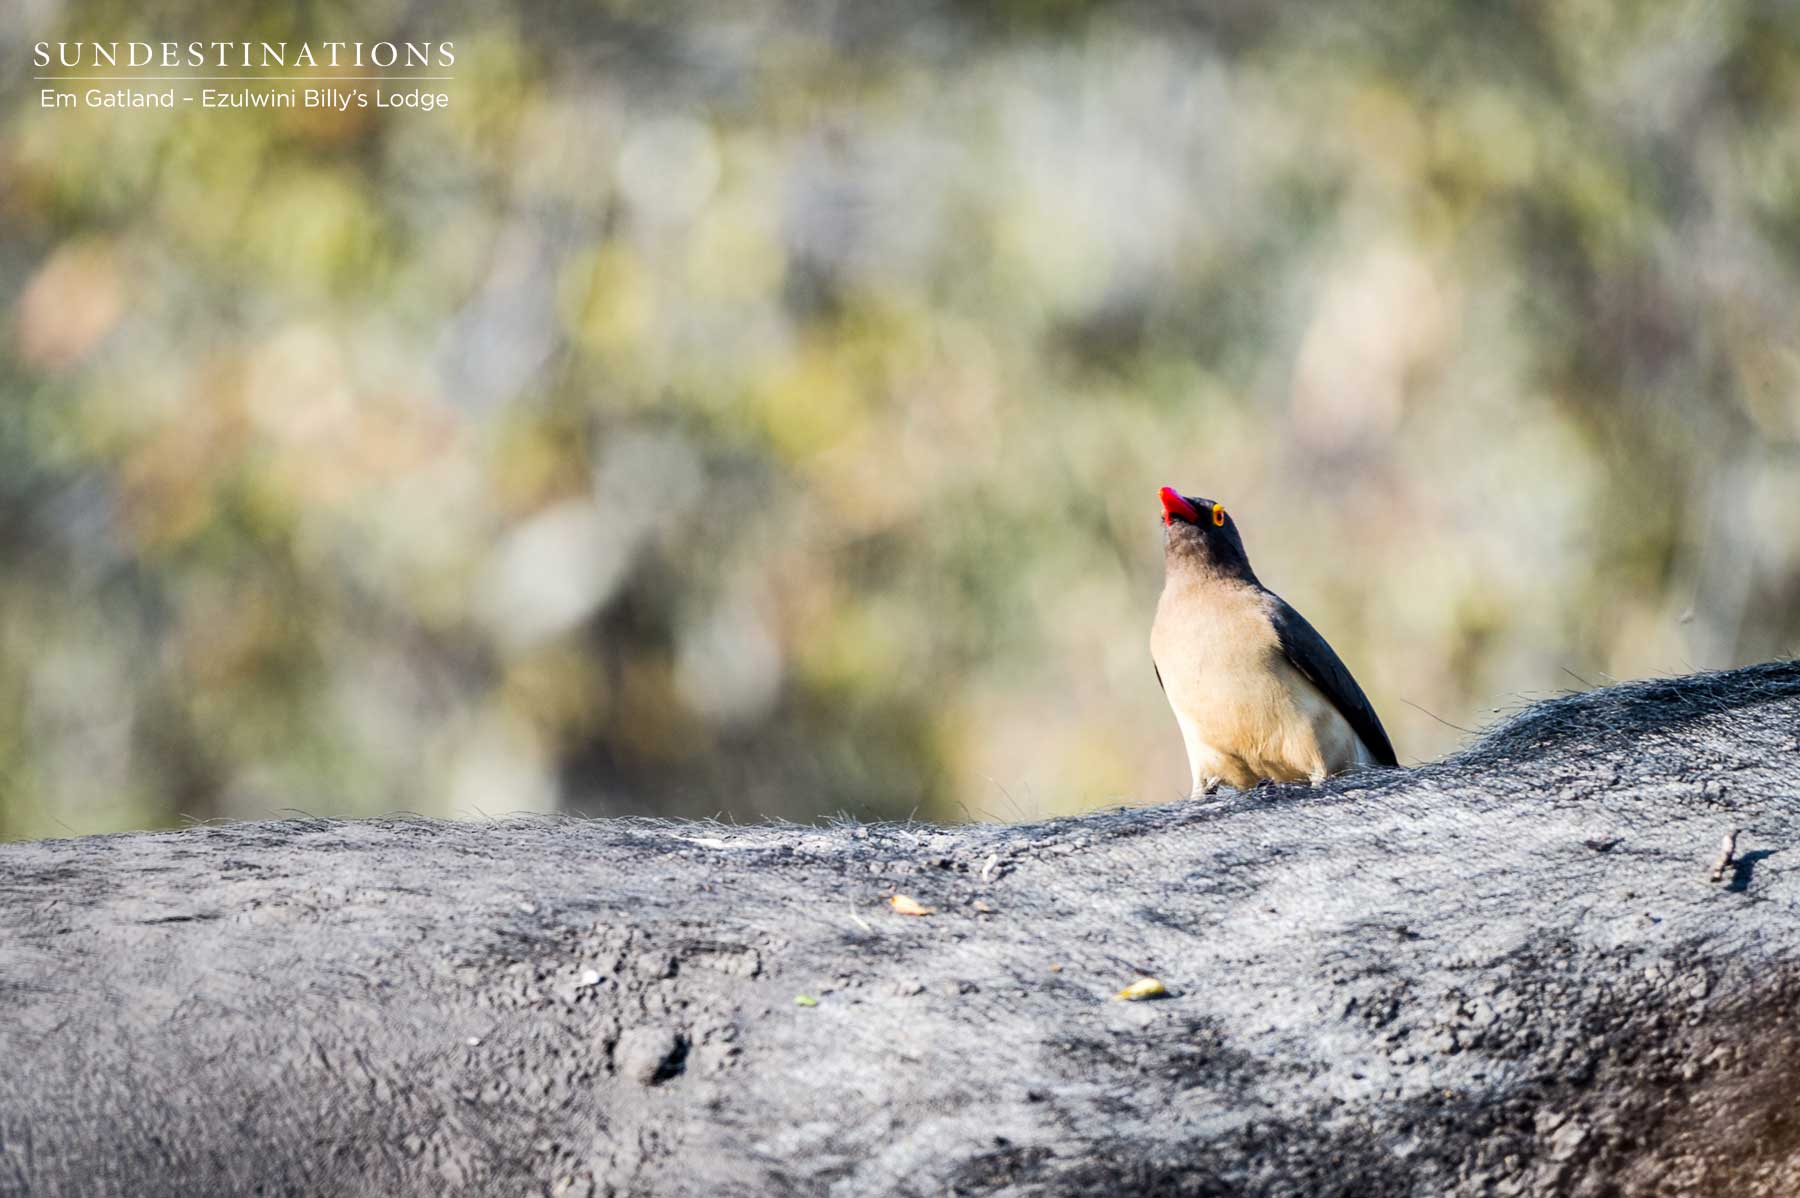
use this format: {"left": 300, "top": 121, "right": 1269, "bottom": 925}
{"left": 3, "top": 662, "right": 1799, "bottom": 1197}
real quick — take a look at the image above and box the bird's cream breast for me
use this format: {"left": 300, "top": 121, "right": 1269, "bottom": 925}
{"left": 1151, "top": 577, "right": 1369, "bottom": 789}
{"left": 1151, "top": 576, "right": 1281, "bottom": 696}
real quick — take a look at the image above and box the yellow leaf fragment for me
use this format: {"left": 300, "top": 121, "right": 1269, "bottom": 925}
{"left": 1114, "top": 977, "right": 1167, "bottom": 1002}
{"left": 889, "top": 894, "right": 935, "bottom": 916}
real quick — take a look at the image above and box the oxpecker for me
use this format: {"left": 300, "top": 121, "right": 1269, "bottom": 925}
{"left": 1151, "top": 486, "right": 1397, "bottom": 795}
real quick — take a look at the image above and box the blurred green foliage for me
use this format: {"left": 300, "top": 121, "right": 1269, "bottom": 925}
{"left": 3, "top": 1, "right": 1800, "bottom": 838}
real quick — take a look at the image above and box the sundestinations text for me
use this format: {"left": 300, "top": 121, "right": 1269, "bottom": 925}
{"left": 34, "top": 41, "right": 455, "bottom": 69}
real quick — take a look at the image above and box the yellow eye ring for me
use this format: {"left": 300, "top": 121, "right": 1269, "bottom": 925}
{"left": 1211, "top": 504, "right": 1226, "bottom": 526}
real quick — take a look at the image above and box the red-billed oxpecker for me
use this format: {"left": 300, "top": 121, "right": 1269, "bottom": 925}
{"left": 1151, "top": 486, "right": 1397, "bottom": 795}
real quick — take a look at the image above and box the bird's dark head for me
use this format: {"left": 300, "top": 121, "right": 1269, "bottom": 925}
{"left": 1159, "top": 486, "right": 1255, "bottom": 581}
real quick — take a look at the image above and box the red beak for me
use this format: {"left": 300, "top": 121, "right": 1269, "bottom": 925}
{"left": 1159, "top": 486, "right": 1201, "bottom": 526}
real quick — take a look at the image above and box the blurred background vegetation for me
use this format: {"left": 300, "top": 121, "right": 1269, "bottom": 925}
{"left": 3, "top": 1, "right": 1799, "bottom": 839}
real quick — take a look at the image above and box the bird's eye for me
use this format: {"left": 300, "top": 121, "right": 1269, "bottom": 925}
{"left": 1211, "top": 504, "right": 1226, "bottom": 526}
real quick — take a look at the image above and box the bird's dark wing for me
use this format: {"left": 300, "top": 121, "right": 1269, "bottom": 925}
{"left": 1264, "top": 592, "right": 1398, "bottom": 767}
